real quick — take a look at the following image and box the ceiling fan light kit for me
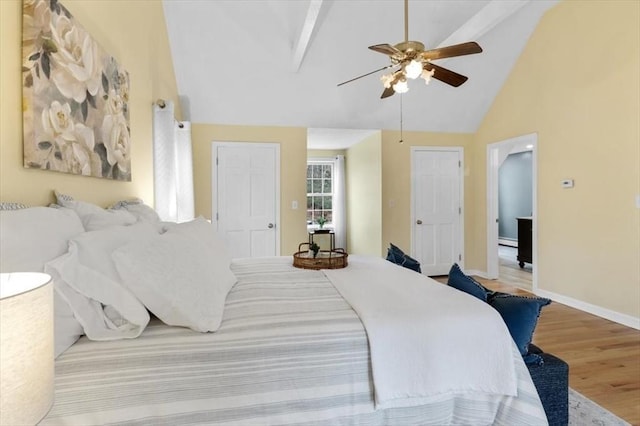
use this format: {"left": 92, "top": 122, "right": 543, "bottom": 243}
{"left": 404, "top": 59, "right": 423, "bottom": 79}
{"left": 392, "top": 77, "right": 409, "bottom": 94}
{"left": 421, "top": 68, "right": 435, "bottom": 85}
{"left": 339, "top": 0, "right": 483, "bottom": 99}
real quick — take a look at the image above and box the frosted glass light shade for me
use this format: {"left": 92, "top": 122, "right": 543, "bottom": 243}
{"left": 393, "top": 78, "right": 409, "bottom": 94}
{"left": 405, "top": 60, "right": 423, "bottom": 79}
{"left": 0, "top": 272, "right": 54, "bottom": 425}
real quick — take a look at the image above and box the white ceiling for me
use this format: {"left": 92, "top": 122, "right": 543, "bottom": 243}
{"left": 163, "top": 0, "right": 558, "bottom": 148}
{"left": 307, "top": 128, "right": 380, "bottom": 150}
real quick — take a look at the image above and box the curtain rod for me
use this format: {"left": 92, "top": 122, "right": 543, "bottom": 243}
{"left": 155, "top": 99, "right": 184, "bottom": 128}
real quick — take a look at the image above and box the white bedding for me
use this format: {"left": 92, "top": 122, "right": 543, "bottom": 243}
{"left": 45, "top": 223, "right": 155, "bottom": 340}
{"left": 41, "top": 257, "right": 548, "bottom": 425}
{"left": 324, "top": 256, "right": 518, "bottom": 409}
{"left": 45, "top": 217, "right": 237, "bottom": 338}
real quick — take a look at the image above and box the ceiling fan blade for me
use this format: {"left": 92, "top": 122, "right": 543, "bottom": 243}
{"left": 421, "top": 41, "right": 482, "bottom": 61}
{"left": 368, "top": 43, "right": 403, "bottom": 57}
{"left": 423, "top": 63, "right": 468, "bottom": 87}
{"left": 381, "top": 86, "right": 395, "bottom": 99}
{"left": 337, "top": 65, "right": 395, "bottom": 87}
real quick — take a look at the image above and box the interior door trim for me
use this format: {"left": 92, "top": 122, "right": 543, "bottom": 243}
{"left": 410, "top": 146, "right": 465, "bottom": 272}
{"left": 211, "top": 141, "right": 281, "bottom": 256}
{"left": 486, "top": 133, "right": 537, "bottom": 290}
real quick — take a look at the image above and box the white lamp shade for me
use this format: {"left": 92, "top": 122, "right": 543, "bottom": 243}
{"left": 1, "top": 273, "right": 54, "bottom": 425}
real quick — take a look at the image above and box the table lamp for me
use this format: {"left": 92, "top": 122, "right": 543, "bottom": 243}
{"left": 0, "top": 272, "right": 54, "bottom": 425}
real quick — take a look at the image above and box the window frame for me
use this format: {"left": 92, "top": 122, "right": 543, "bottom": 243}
{"left": 306, "top": 158, "right": 336, "bottom": 230}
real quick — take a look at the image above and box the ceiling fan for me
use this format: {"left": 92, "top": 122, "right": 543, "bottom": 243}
{"left": 338, "top": 0, "right": 483, "bottom": 99}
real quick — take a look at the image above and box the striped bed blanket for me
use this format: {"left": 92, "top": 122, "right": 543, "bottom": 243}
{"left": 42, "top": 257, "right": 547, "bottom": 425}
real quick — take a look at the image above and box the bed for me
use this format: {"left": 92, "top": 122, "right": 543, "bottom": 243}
{"left": 0, "top": 200, "right": 549, "bottom": 425}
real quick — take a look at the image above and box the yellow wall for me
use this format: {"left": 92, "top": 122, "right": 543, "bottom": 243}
{"left": 0, "top": 0, "right": 180, "bottom": 207}
{"left": 381, "top": 130, "right": 474, "bottom": 259}
{"left": 346, "top": 132, "right": 382, "bottom": 255}
{"left": 191, "top": 123, "right": 308, "bottom": 256}
{"left": 470, "top": 0, "right": 640, "bottom": 317}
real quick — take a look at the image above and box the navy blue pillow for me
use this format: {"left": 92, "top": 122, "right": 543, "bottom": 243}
{"left": 447, "top": 263, "right": 490, "bottom": 301}
{"left": 489, "top": 293, "right": 551, "bottom": 365}
{"left": 386, "top": 243, "right": 421, "bottom": 273}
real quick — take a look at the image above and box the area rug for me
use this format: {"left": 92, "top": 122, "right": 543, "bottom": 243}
{"left": 569, "top": 388, "right": 631, "bottom": 426}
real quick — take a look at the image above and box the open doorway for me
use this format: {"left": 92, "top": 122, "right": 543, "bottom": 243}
{"left": 307, "top": 128, "right": 381, "bottom": 256}
{"left": 486, "top": 133, "right": 537, "bottom": 291}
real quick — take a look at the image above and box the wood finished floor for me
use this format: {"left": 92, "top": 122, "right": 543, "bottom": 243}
{"left": 434, "top": 249, "right": 640, "bottom": 425}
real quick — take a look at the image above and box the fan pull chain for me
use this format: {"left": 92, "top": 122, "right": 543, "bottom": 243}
{"left": 399, "top": 94, "right": 404, "bottom": 144}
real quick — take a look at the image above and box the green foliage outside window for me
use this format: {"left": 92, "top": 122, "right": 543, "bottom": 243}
{"left": 306, "top": 162, "right": 333, "bottom": 225}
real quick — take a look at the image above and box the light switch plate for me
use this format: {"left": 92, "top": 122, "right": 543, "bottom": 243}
{"left": 636, "top": 195, "right": 640, "bottom": 209}
{"left": 291, "top": 200, "right": 298, "bottom": 210}
{"left": 561, "top": 179, "right": 574, "bottom": 188}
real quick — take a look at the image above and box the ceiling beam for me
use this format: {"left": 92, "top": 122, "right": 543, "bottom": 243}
{"left": 437, "top": 0, "right": 530, "bottom": 49}
{"left": 291, "top": 0, "right": 324, "bottom": 73}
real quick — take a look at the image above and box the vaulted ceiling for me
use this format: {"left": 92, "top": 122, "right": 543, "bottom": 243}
{"left": 163, "top": 0, "right": 558, "bottom": 139}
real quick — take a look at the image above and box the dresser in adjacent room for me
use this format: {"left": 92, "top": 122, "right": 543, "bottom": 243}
{"left": 516, "top": 217, "right": 533, "bottom": 268}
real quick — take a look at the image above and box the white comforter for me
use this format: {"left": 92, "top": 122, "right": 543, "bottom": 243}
{"left": 324, "top": 256, "right": 518, "bottom": 410}
{"left": 42, "top": 257, "right": 548, "bottom": 426}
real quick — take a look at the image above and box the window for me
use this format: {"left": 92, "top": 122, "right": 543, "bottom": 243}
{"left": 306, "top": 161, "right": 333, "bottom": 226}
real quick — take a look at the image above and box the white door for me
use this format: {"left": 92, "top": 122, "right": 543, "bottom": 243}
{"left": 411, "top": 148, "right": 463, "bottom": 276}
{"left": 213, "top": 142, "right": 280, "bottom": 258}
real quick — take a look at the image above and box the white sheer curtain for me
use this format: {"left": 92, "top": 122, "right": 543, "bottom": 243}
{"left": 152, "top": 101, "right": 194, "bottom": 222}
{"left": 174, "top": 122, "right": 194, "bottom": 223}
{"left": 333, "top": 155, "right": 347, "bottom": 250}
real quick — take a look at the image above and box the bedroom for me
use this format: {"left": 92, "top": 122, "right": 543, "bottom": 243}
{"left": 0, "top": 0, "right": 638, "bottom": 424}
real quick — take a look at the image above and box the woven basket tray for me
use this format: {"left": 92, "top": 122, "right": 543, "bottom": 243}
{"left": 293, "top": 243, "right": 348, "bottom": 270}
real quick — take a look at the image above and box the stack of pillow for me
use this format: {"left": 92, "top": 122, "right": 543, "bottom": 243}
{"left": 0, "top": 191, "right": 237, "bottom": 359}
{"left": 447, "top": 263, "right": 551, "bottom": 365}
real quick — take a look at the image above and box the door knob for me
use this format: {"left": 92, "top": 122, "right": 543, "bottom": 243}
{"left": 416, "top": 220, "right": 423, "bottom": 225}
{"left": 268, "top": 223, "right": 274, "bottom": 229}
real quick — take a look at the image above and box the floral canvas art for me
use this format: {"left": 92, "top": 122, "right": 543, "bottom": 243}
{"left": 22, "top": 0, "right": 131, "bottom": 181}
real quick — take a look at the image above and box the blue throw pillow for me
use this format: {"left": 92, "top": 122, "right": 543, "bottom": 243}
{"left": 489, "top": 293, "right": 551, "bottom": 365}
{"left": 447, "top": 263, "right": 490, "bottom": 301}
{"left": 386, "top": 243, "right": 421, "bottom": 273}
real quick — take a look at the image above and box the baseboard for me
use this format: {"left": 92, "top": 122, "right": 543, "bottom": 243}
{"left": 534, "top": 289, "right": 640, "bottom": 330}
{"left": 498, "top": 239, "right": 518, "bottom": 248}
{"left": 465, "top": 270, "right": 639, "bottom": 330}
{"left": 466, "top": 269, "right": 491, "bottom": 279}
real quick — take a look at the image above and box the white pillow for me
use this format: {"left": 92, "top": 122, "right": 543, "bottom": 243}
{"left": 45, "top": 223, "right": 156, "bottom": 340}
{"left": 55, "top": 191, "right": 136, "bottom": 231}
{"left": 0, "top": 202, "right": 29, "bottom": 210}
{"left": 0, "top": 206, "right": 85, "bottom": 357}
{"left": 108, "top": 198, "right": 161, "bottom": 225}
{"left": 0, "top": 206, "right": 83, "bottom": 272}
{"left": 113, "top": 227, "right": 237, "bottom": 332}
{"left": 163, "top": 216, "right": 232, "bottom": 264}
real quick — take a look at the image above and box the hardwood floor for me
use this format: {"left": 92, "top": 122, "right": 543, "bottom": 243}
{"left": 466, "top": 255, "right": 640, "bottom": 425}
{"left": 498, "top": 245, "right": 533, "bottom": 290}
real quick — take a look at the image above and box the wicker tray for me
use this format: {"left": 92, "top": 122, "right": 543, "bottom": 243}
{"left": 293, "top": 243, "right": 348, "bottom": 270}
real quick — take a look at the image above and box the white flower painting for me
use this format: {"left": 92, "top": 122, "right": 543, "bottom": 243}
{"left": 22, "top": 0, "right": 131, "bottom": 181}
